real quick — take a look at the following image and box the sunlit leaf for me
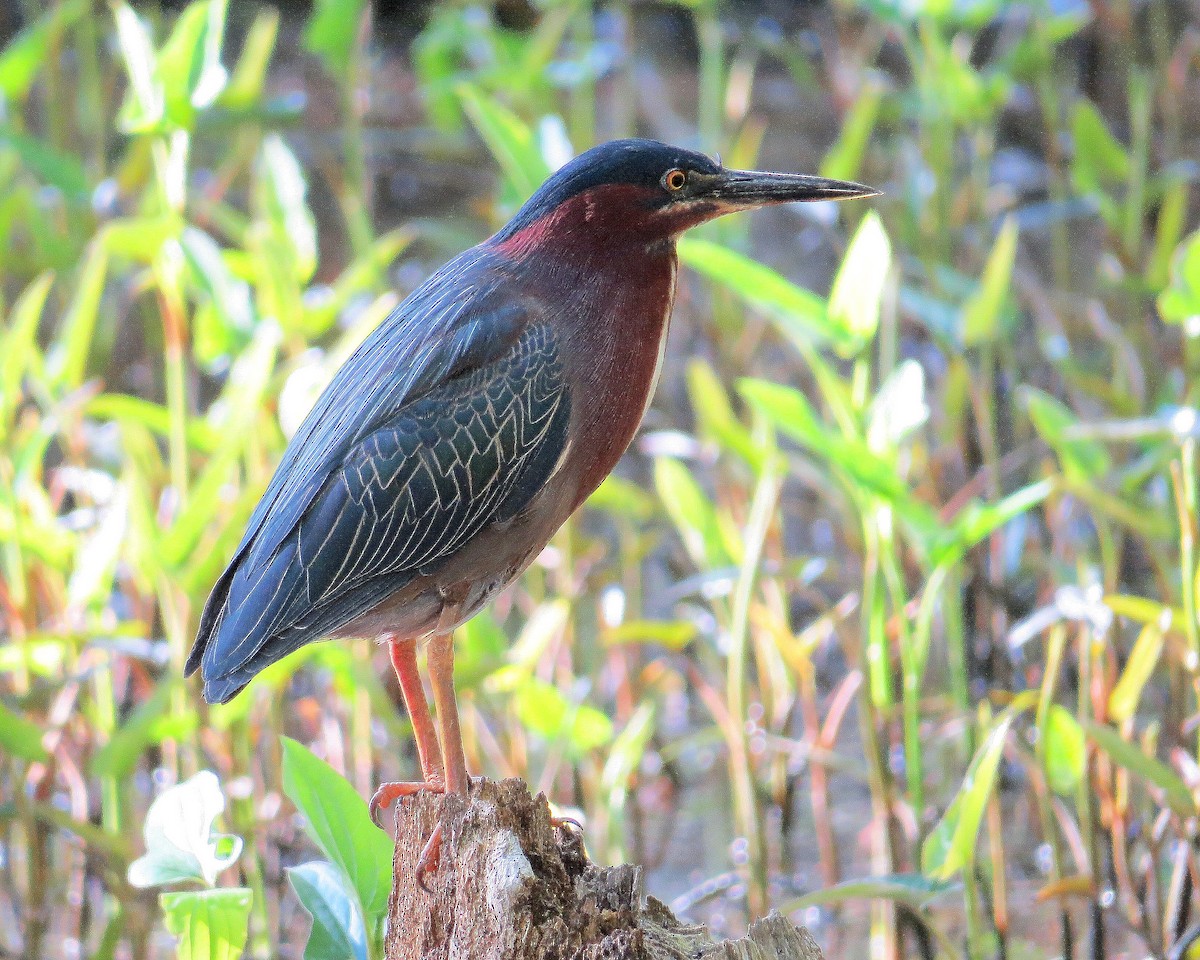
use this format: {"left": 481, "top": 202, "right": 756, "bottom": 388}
{"left": 0, "top": 699, "right": 49, "bottom": 762}
{"left": 828, "top": 210, "right": 891, "bottom": 354}
{"left": 1043, "top": 705, "right": 1084, "bottom": 795}
{"left": 923, "top": 714, "right": 1012, "bottom": 880}
{"left": 514, "top": 679, "right": 613, "bottom": 759}
{"left": 304, "top": 0, "right": 367, "bottom": 79}
{"left": 1071, "top": 100, "right": 1130, "bottom": 197}
{"left": 820, "top": 80, "right": 883, "bottom": 182}
{"left": 1021, "top": 387, "right": 1110, "bottom": 480}
{"left": 0, "top": 0, "right": 88, "bottom": 101}
{"left": 654, "top": 456, "right": 727, "bottom": 569}
{"left": 158, "top": 0, "right": 229, "bottom": 125}
{"left": 127, "top": 771, "right": 243, "bottom": 888}
{"left": 1158, "top": 229, "right": 1200, "bottom": 329}
{"left": 962, "top": 216, "right": 1018, "bottom": 347}
{"left": 113, "top": 3, "right": 165, "bottom": 132}
{"left": 679, "top": 238, "right": 848, "bottom": 351}
{"left": 785, "top": 873, "right": 956, "bottom": 910}
{"left": 458, "top": 83, "right": 551, "bottom": 208}
{"left": 603, "top": 619, "right": 698, "bottom": 649}
{"left": 160, "top": 888, "right": 252, "bottom": 960}
{"left": 1108, "top": 623, "right": 1164, "bottom": 723}
{"left": 867, "top": 360, "right": 928, "bottom": 453}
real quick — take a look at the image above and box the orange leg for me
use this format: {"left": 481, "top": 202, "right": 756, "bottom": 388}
{"left": 369, "top": 637, "right": 445, "bottom": 828}
{"left": 411, "top": 630, "right": 471, "bottom": 889}
{"left": 427, "top": 631, "right": 470, "bottom": 794}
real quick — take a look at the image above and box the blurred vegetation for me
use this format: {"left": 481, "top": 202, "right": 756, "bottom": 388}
{"left": 0, "top": 0, "right": 1199, "bottom": 958}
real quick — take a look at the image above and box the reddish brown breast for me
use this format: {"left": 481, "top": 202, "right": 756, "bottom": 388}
{"left": 490, "top": 183, "right": 679, "bottom": 510}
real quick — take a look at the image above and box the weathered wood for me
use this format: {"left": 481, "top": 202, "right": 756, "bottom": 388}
{"left": 385, "top": 778, "right": 824, "bottom": 960}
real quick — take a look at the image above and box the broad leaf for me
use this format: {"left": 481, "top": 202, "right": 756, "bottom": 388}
{"left": 288, "top": 861, "right": 369, "bottom": 960}
{"left": 160, "top": 888, "right": 252, "bottom": 960}
{"left": 127, "top": 771, "right": 243, "bottom": 888}
{"left": 281, "top": 738, "right": 394, "bottom": 919}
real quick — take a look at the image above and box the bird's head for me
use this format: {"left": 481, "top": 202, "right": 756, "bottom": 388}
{"left": 491, "top": 138, "right": 879, "bottom": 257}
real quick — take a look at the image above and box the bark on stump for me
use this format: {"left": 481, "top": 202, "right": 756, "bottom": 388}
{"left": 385, "top": 778, "right": 824, "bottom": 960}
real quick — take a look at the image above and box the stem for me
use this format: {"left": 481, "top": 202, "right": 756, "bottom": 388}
{"left": 726, "top": 457, "right": 782, "bottom": 918}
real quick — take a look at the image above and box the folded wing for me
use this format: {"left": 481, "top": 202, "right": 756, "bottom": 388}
{"left": 188, "top": 288, "right": 570, "bottom": 702}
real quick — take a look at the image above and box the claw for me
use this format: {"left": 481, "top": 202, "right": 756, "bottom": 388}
{"left": 415, "top": 822, "right": 443, "bottom": 893}
{"left": 551, "top": 815, "right": 584, "bottom": 838}
{"left": 369, "top": 777, "right": 444, "bottom": 829}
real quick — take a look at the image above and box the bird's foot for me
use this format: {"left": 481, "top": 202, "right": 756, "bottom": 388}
{"left": 551, "top": 815, "right": 584, "bottom": 837}
{"left": 369, "top": 776, "right": 444, "bottom": 828}
{"left": 415, "top": 821, "right": 443, "bottom": 893}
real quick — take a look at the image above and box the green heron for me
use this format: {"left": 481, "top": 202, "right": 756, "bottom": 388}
{"left": 187, "top": 138, "right": 877, "bottom": 875}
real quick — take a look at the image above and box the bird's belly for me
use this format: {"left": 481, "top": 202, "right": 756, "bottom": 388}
{"left": 333, "top": 492, "right": 564, "bottom": 641}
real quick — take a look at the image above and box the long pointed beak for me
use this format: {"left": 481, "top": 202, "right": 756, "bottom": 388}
{"left": 700, "top": 169, "right": 881, "bottom": 206}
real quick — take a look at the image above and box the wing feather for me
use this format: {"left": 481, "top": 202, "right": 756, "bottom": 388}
{"left": 190, "top": 316, "right": 571, "bottom": 702}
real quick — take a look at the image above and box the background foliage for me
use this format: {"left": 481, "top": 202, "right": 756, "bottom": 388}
{"left": 1, "top": 0, "right": 1199, "bottom": 958}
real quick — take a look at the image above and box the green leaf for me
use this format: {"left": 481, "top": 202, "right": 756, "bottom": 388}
{"left": 1071, "top": 100, "right": 1130, "bottom": 197}
{"left": 113, "top": 3, "right": 165, "bottom": 132}
{"left": 158, "top": 0, "right": 229, "bottom": 125}
{"left": 91, "top": 680, "right": 197, "bottom": 780}
{"left": 0, "top": 0, "right": 88, "bottom": 101}
{"left": 678, "top": 238, "right": 847, "bottom": 351}
{"left": 457, "top": 83, "right": 551, "bottom": 207}
{"left": 220, "top": 7, "right": 278, "bottom": 108}
{"left": 785, "top": 873, "right": 956, "bottom": 911}
{"left": 280, "top": 738, "right": 394, "bottom": 919}
{"left": 160, "top": 888, "right": 252, "bottom": 960}
{"left": 820, "top": 80, "right": 883, "bottom": 182}
{"left": 0, "top": 699, "right": 49, "bottom": 762}
{"left": 288, "top": 861, "right": 369, "bottom": 960}
{"left": 1158, "top": 229, "right": 1200, "bottom": 328}
{"left": 686, "top": 359, "right": 761, "bottom": 468}
{"left": 654, "top": 457, "right": 727, "bottom": 569}
{"left": 0, "top": 132, "right": 89, "bottom": 198}
{"left": 127, "top": 771, "right": 243, "bottom": 888}
{"left": 304, "top": 0, "right": 367, "bottom": 78}
{"left": 828, "top": 210, "right": 891, "bottom": 354}
{"left": 1043, "top": 705, "right": 1084, "bottom": 795}
{"left": 1108, "top": 623, "right": 1164, "bottom": 724}
{"left": 739, "top": 379, "right": 930, "bottom": 521}
{"left": 585, "top": 474, "right": 656, "bottom": 519}
{"left": 962, "top": 216, "right": 1018, "bottom": 347}
{"left": 455, "top": 611, "right": 509, "bottom": 689}
{"left": 256, "top": 135, "right": 317, "bottom": 285}
{"left": 923, "top": 715, "right": 1012, "bottom": 880}
{"left": 1021, "top": 387, "right": 1110, "bottom": 480}
{"left": 866, "top": 360, "right": 928, "bottom": 453}
{"left": 0, "top": 272, "right": 53, "bottom": 426}
{"left": 933, "top": 479, "right": 1053, "bottom": 567}
{"left": 1084, "top": 721, "right": 1193, "bottom": 815}
{"left": 603, "top": 619, "right": 698, "bottom": 649}
{"left": 513, "top": 679, "right": 613, "bottom": 759}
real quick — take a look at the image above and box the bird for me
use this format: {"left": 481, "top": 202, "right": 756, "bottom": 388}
{"left": 186, "top": 138, "right": 877, "bottom": 877}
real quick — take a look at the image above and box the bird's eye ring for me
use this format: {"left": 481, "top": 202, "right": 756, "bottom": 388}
{"left": 663, "top": 169, "right": 687, "bottom": 192}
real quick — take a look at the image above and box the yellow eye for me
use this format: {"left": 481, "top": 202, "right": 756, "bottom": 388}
{"left": 663, "top": 169, "right": 687, "bottom": 192}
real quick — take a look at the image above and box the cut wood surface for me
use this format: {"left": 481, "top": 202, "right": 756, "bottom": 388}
{"left": 385, "top": 778, "right": 824, "bottom": 960}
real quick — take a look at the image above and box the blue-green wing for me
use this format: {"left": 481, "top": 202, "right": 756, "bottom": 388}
{"left": 190, "top": 320, "right": 570, "bottom": 702}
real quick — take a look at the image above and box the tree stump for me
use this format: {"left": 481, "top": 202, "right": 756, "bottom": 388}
{"left": 385, "top": 778, "right": 824, "bottom": 960}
